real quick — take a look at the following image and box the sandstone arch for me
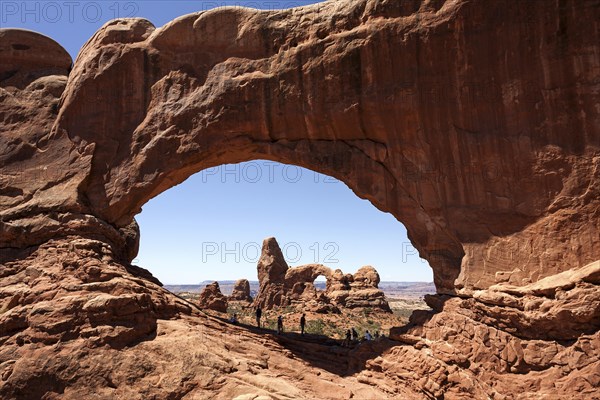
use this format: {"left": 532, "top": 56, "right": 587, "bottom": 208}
{"left": 1, "top": 1, "right": 600, "bottom": 397}
{"left": 3, "top": 0, "right": 599, "bottom": 297}
{"left": 253, "top": 237, "right": 391, "bottom": 312}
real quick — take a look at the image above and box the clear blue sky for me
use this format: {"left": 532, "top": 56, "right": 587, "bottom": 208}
{"left": 1, "top": 1, "right": 433, "bottom": 283}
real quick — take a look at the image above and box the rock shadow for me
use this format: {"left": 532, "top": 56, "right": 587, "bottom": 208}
{"left": 213, "top": 312, "right": 435, "bottom": 377}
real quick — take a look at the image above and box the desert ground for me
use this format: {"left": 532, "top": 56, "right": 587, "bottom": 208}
{"left": 169, "top": 281, "right": 435, "bottom": 339}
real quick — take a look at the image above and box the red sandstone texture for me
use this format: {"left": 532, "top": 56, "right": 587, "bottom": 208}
{"left": 197, "top": 281, "right": 229, "bottom": 313}
{"left": 1, "top": 0, "right": 599, "bottom": 398}
{"left": 230, "top": 278, "right": 253, "bottom": 303}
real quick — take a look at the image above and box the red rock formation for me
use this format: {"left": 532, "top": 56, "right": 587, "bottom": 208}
{"left": 3, "top": 1, "right": 599, "bottom": 294}
{"left": 254, "top": 238, "right": 392, "bottom": 312}
{"left": 1, "top": 0, "right": 599, "bottom": 398}
{"left": 229, "top": 279, "right": 252, "bottom": 302}
{"left": 198, "top": 281, "right": 228, "bottom": 313}
{"left": 339, "top": 266, "right": 391, "bottom": 311}
{"left": 253, "top": 237, "right": 289, "bottom": 308}
{"left": 0, "top": 28, "right": 71, "bottom": 89}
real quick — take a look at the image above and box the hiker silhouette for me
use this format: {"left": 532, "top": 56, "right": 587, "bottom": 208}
{"left": 255, "top": 307, "right": 262, "bottom": 328}
{"left": 300, "top": 314, "right": 306, "bottom": 335}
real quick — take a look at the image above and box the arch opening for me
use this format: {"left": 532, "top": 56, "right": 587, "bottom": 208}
{"left": 120, "top": 132, "right": 462, "bottom": 294}
{"left": 313, "top": 275, "right": 327, "bottom": 292}
{"left": 135, "top": 160, "right": 433, "bottom": 286}
{"left": 135, "top": 160, "right": 435, "bottom": 334}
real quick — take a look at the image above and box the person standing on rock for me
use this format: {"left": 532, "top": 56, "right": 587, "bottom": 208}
{"left": 343, "top": 329, "right": 352, "bottom": 347}
{"left": 255, "top": 306, "right": 262, "bottom": 328}
{"left": 300, "top": 314, "right": 306, "bottom": 335}
{"left": 351, "top": 328, "right": 358, "bottom": 342}
{"left": 365, "top": 330, "right": 372, "bottom": 341}
{"left": 277, "top": 315, "right": 284, "bottom": 334}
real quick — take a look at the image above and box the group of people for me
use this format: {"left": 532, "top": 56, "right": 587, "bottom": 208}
{"left": 253, "top": 306, "right": 306, "bottom": 336}
{"left": 342, "top": 327, "right": 381, "bottom": 347}
{"left": 230, "top": 307, "right": 382, "bottom": 346}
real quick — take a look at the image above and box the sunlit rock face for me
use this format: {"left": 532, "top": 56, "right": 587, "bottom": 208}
{"left": 198, "top": 281, "right": 228, "bottom": 312}
{"left": 1, "top": 0, "right": 599, "bottom": 398}
{"left": 229, "top": 279, "right": 252, "bottom": 302}
{"left": 253, "top": 237, "right": 391, "bottom": 312}
{"left": 2, "top": 0, "right": 599, "bottom": 293}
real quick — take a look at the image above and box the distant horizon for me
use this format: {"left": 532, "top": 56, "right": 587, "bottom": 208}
{"left": 164, "top": 279, "right": 435, "bottom": 285}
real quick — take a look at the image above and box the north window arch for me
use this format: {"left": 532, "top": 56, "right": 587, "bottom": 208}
{"left": 45, "top": 2, "right": 596, "bottom": 298}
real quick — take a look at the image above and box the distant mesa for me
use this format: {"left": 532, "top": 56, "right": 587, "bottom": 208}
{"left": 253, "top": 237, "right": 392, "bottom": 313}
{"left": 197, "top": 281, "right": 228, "bottom": 313}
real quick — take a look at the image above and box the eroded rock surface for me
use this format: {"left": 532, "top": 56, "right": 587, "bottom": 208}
{"left": 1, "top": 0, "right": 599, "bottom": 398}
{"left": 230, "top": 279, "right": 252, "bottom": 302}
{"left": 197, "top": 281, "right": 228, "bottom": 313}
{"left": 0, "top": 28, "right": 71, "bottom": 89}
{"left": 253, "top": 238, "right": 392, "bottom": 313}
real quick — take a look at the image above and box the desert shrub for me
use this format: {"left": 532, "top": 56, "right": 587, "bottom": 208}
{"left": 306, "top": 319, "right": 325, "bottom": 335}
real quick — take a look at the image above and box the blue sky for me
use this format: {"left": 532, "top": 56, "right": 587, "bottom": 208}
{"left": 135, "top": 162, "right": 432, "bottom": 283}
{"left": 1, "top": 1, "right": 433, "bottom": 283}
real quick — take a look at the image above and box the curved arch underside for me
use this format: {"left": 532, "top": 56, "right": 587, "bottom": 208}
{"left": 2, "top": 0, "right": 599, "bottom": 294}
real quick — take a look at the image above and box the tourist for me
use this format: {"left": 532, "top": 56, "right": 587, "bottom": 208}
{"left": 255, "top": 306, "right": 262, "bottom": 328}
{"left": 351, "top": 328, "right": 358, "bottom": 341}
{"left": 300, "top": 313, "right": 306, "bottom": 335}
{"left": 365, "top": 330, "right": 372, "bottom": 341}
{"left": 343, "top": 329, "right": 352, "bottom": 347}
{"left": 277, "top": 315, "right": 284, "bottom": 334}
{"left": 229, "top": 313, "right": 238, "bottom": 324}
{"left": 374, "top": 330, "right": 380, "bottom": 339}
